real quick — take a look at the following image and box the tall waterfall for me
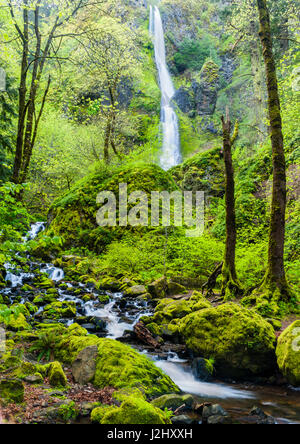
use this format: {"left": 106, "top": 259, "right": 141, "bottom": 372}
{"left": 149, "top": 5, "right": 181, "bottom": 170}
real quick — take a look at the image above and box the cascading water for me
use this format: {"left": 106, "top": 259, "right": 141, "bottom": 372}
{"left": 150, "top": 5, "right": 182, "bottom": 170}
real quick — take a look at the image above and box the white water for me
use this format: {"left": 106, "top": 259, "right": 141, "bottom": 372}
{"left": 150, "top": 5, "right": 181, "bottom": 170}
{"left": 155, "top": 358, "right": 255, "bottom": 400}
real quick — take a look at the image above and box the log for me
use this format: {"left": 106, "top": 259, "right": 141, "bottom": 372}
{"left": 134, "top": 322, "right": 160, "bottom": 349}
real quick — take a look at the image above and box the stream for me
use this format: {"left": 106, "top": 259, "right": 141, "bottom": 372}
{"left": 1, "top": 222, "right": 299, "bottom": 424}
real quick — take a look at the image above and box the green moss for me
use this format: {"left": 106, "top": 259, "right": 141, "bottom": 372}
{"left": 151, "top": 394, "right": 194, "bottom": 411}
{"left": 92, "top": 397, "right": 171, "bottom": 424}
{"left": 46, "top": 324, "right": 178, "bottom": 397}
{"left": 42, "top": 301, "right": 76, "bottom": 319}
{"left": 48, "top": 361, "right": 68, "bottom": 387}
{"left": 179, "top": 303, "right": 277, "bottom": 378}
{"left": 0, "top": 379, "right": 24, "bottom": 404}
{"left": 45, "top": 163, "right": 179, "bottom": 252}
{"left": 171, "top": 147, "right": 224, "bottom": 197}
{"left": 276, "top": 321, "right": 300, "bottom": 386}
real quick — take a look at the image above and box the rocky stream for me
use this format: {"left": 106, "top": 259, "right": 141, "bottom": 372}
{"left": 0, "top": 223, "right": 299, "bottom": 424}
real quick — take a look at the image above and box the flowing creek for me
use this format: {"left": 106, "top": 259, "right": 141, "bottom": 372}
{"left": 1, "top": 223, "right": 299, "bottom": 424}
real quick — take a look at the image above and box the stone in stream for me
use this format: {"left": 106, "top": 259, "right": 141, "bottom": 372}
{"left": 71, "top": 346, "right": 98, "bottom": 385}
{"left": 191, "top": 357, "right": 213, "bottom": 382}
{"left": 171, "top": 415, "right": 197, "bottom": 425}
{"left": 202, "top": 404, "right": 229, "bottom": 421}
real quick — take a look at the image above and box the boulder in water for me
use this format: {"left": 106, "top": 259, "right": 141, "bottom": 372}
{"left": 179, "top": 303, "right": 277, "bottom": 378}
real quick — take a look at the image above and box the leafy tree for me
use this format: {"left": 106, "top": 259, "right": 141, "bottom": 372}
{"left": 1, "top": 0, "right": 104, "bottom": 185}
{"left": 76, "top": 16, "right": 141, "bottom": 162}
{"left": 173, "top": 38, "right": 210, "bottom": 73}
{"left": 0, "top": 69, "right": 17, "bottom": 181}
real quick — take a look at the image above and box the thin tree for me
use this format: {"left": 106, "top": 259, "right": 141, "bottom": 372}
{"left": 221, "top": 108, "right": 242, "bottom": 298}
{"left": 6, "top": 0, "right": 99, "bottom": 184}
{"left": 256, "top": 0, "right": 290, "bottom": 299}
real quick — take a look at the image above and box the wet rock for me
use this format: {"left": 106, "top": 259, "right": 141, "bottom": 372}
{"left": 171, "top": 415, "right": 197, "bottom": 425}
{"left": 173, "top": 87, "right": 195, "bottom": 114}
{"left": 151, "top": 394, "right": 194, "bottom": 411}
{"left": 249, "top": 407, "right": 276, "bottom": 424}
{"left": 192, "top": 358, "right": 213, "bottom": 382}
{"left": 72, "top": 345, "right": 98, "bottom": 385}
{"left": 202, "top": 404, "right": 228, "bottom": 420}
{"left": 207, "top": 415, "right": 232, "bottom": 424}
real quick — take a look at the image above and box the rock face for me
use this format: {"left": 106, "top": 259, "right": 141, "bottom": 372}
{"left": 173, "top": 60, "right": 220, "bottom": 116}
{"left": 179, "top": 303, "right": 277, "bottom": 378}
{"left": 276, "top": 321, "right": 300, "bottom": 386}
{"left": 72, "top": 346, "right": 98, "bottom": 385}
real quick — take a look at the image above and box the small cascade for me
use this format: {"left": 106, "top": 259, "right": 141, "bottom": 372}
{"left": 40, "top": 264, "right": 65, "bottom": 282}
{"left": 155, "top": 356, "right": 255, "bottom": 399}
{"left": 150, "top": 5, "right": 181, "bottom": 170}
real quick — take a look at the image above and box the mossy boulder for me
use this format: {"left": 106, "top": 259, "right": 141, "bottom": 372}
{"left": 91, "top": 396, "right": 171, "bottom": 424}
{"left": 46, "top": 164, "right": 179, "bottom": 252}
{"left": 48, "top": 361, "right": 68, "bottom": 387}
{"left": 179, "top": 303, "right": 277, "bottom": 378}
{"left": 49, "top": 324, "right": 179, "bottom": 397}
{"left": 0, "top": 379, "right": 24, "bottom": 404}
{"left": 276, "top": 321, "right": 300, "bottom": 386}
{"left": 143, "top": 292, "right": 211, "bottom": 339}
{"left": 151, "top": 394, "right": 194, "bottom": 411}
{"left": 42, "top": 301, "right": 76, "bottom": 319}
{"left": 0, "top": 307, "right": 30, "bottom": 331}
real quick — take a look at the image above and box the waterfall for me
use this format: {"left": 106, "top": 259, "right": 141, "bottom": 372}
{"left": 150, "top": 5, "right": 181, "bottom": 170}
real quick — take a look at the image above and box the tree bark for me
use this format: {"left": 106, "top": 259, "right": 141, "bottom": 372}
{"left": 256, "top": 0, "right": 289, "bottom": 297}
{"left": 221, "top": 109, "right": 242, "bottom": 298}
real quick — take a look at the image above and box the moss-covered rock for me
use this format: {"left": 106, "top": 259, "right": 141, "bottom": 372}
{"left": 143, "top": 292, "right": 211, "bottom": 339}
{"left": 92, "top": 340, "right": 179, "bottom": 397}
{"left": 91, "top": 396, "right": 171, "bottom": 424}
{"left": 0, "top": 379, "right": 24, "bottom": 404}
{"left": 49, "top": 324, "right": 179, "bottom": 397}
{"left": 151, "top": 394, "right": 194, "bottom": 411}
{"left": 42, "top": 301, "right": 76, "bottom": 319}
{"left": 179, "top": 303, "right": 277, "bottom": 378}
{"left": 276, "top": 321, "right": 300, "bottom": 386}
{"left": 45, "top": 164, "right": 179, "bottom": 252}
{"left": 48, "top": 361, "right": 68, "bottom": 387}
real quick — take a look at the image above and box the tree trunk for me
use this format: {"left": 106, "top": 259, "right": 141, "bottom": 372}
{"left": 256, "top": 0, "right": 289, "bottom": 298}
{"left": 221, "top": 110, "right": 242, "bottom": 298}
